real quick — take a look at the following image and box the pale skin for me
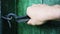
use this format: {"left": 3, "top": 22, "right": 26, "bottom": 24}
{"left": 27, "top": 4, "right": 60, "bottom": 25}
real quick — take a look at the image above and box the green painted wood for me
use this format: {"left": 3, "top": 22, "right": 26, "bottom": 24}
{"left": 43, "top": 0, "right": 60, "bottom": 5}
{"left": 17, "top": 0, "right": 60, "bottom": 34}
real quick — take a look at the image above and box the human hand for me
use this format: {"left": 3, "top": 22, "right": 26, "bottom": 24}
{"left": 27, "top": 4, "right": 60, "bottom": 25}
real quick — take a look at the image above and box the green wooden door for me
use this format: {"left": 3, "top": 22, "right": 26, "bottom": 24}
{"left": 17, "top": 0, "right": 60, "bottom": 34}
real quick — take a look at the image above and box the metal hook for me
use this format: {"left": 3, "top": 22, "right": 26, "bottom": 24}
{"left": 1, "top": 13, "right": 30, "bottom": 28}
